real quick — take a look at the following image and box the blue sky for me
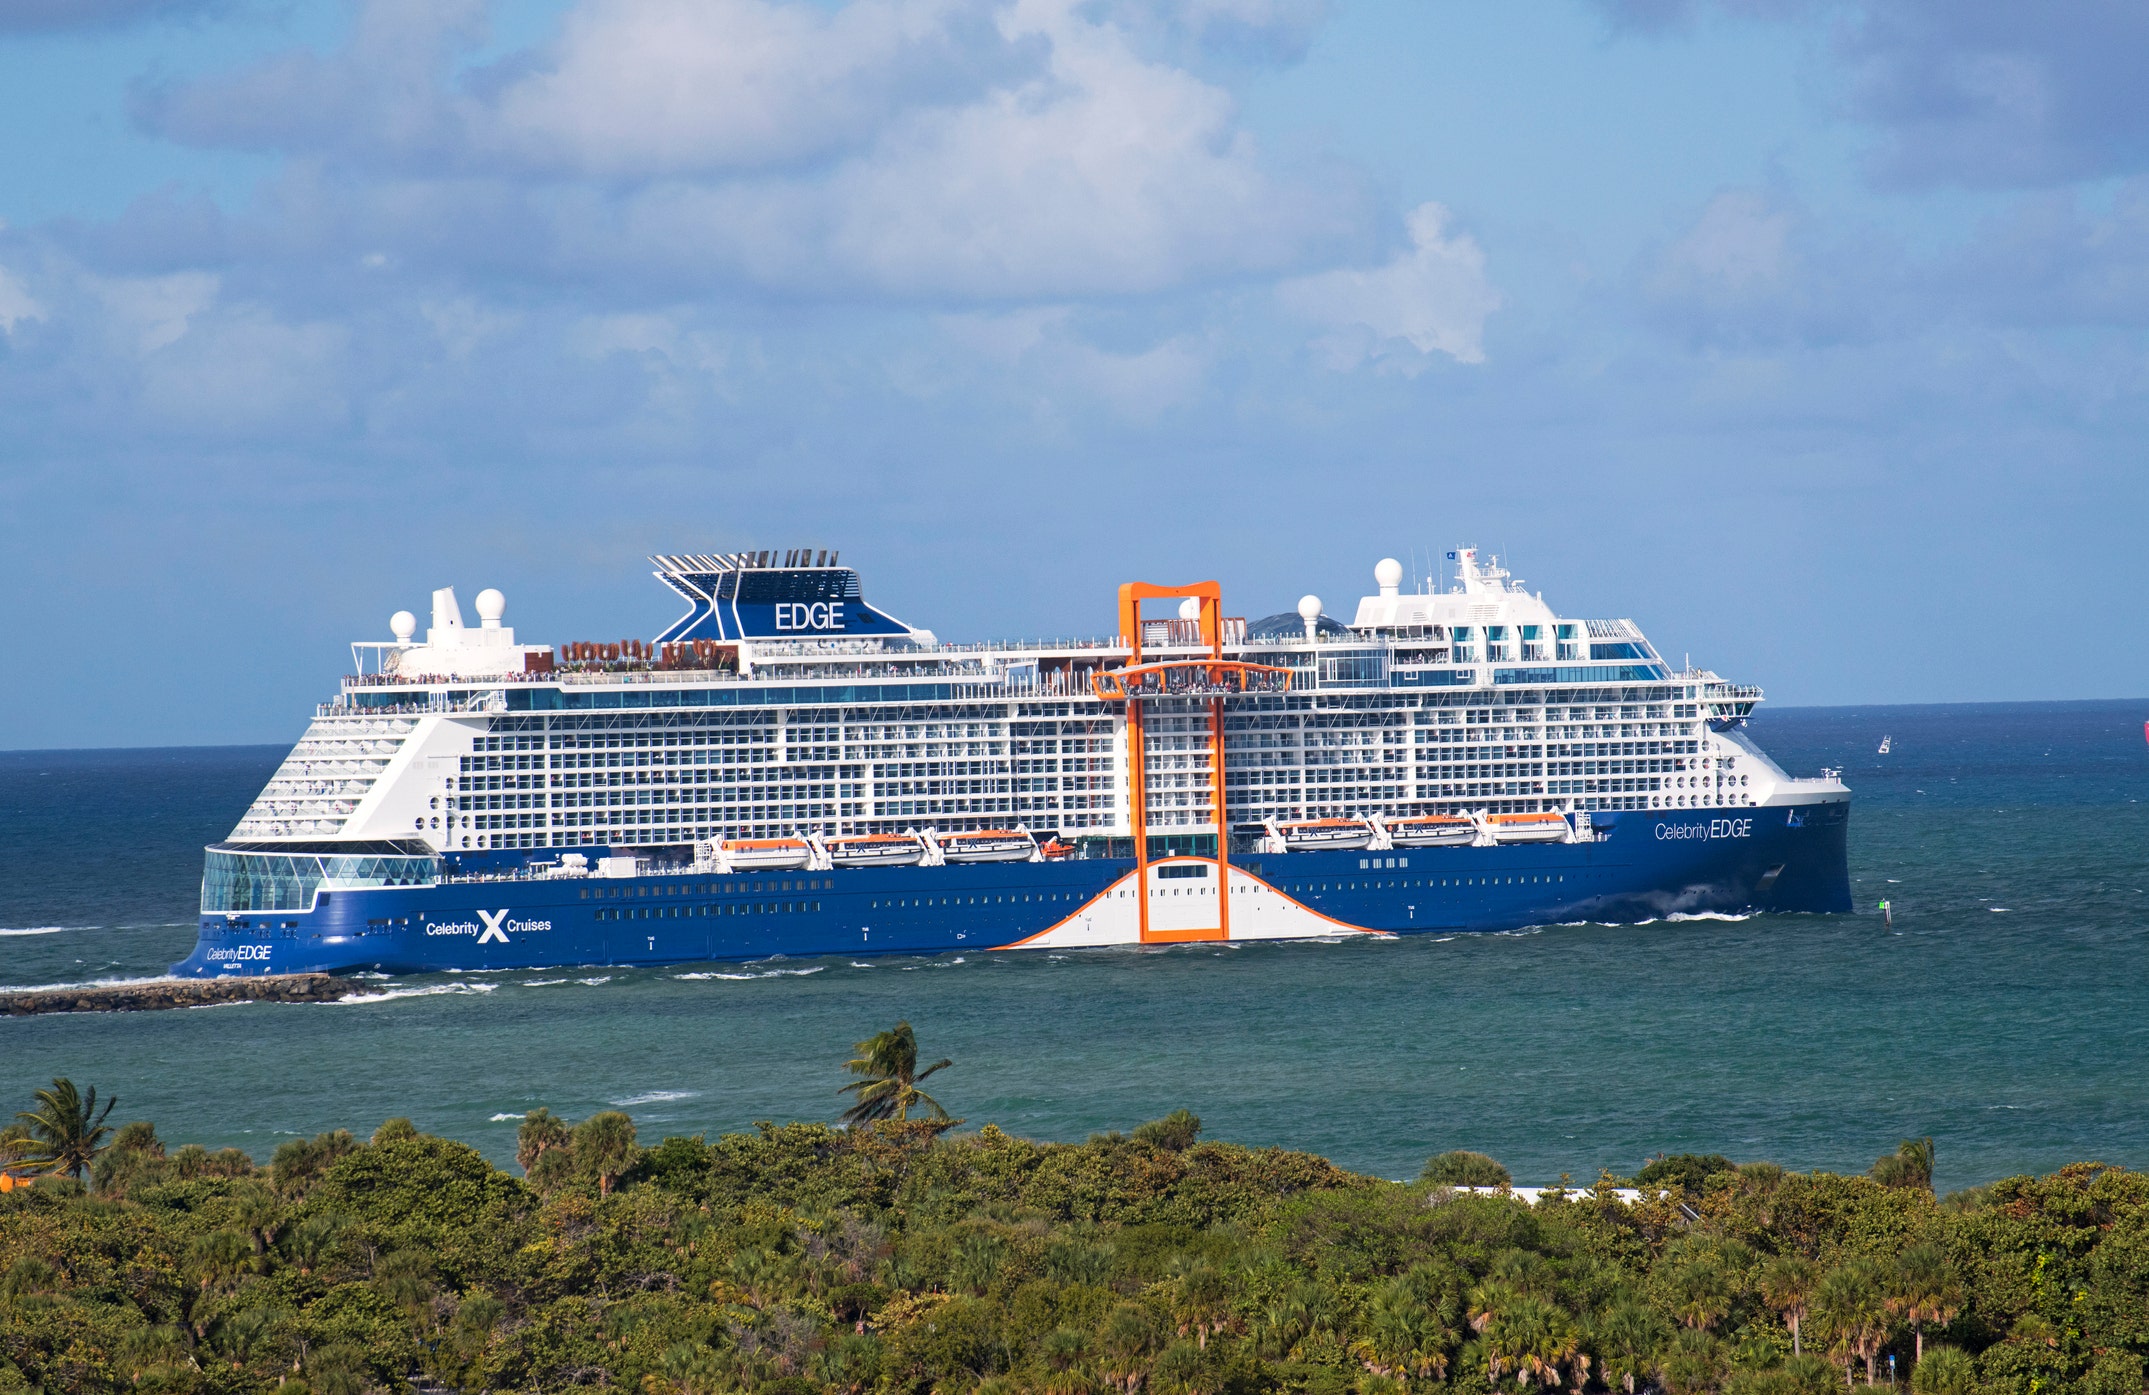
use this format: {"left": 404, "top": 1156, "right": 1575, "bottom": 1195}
{"left": 3, "top": 0, "right": 2145, "bottom": 747}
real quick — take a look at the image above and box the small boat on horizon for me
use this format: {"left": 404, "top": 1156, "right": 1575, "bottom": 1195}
{"left": 1877, "top": 735, "right": 1892, "bottom": 754}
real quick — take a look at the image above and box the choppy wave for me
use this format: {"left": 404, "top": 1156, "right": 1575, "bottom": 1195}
{"left": 520, "top": 979, "right": 569, "bottom": 987}
{"left": 1662, "top": 911, "right": 1758, "bottom": 923}
{"left": 489, "top": 1112, "right": 526, "bottom": 1122}
{"left": 677, "top": 966, "right": 825, "bottom": 981}
{"left": 576, "top": 976, "right": 612, "bottom": 986}
{"left": 610, "top": 1090, "right": 701, "bottom": 1106}
{"left": 0, "top": 973, "right": 175, "bottom": 994}
{"left": 332, "top": 982, "right": 499, "bottom": 1004}
{"left": 0, "top": 926, "right": 72, "bottom": 937}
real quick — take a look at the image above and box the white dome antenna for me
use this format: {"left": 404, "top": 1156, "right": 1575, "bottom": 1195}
{"left": 1178, "top": 597, "right": 1202, "bottom": 620}
{"left": 475, "top": 588, "right": 506, "bottom": 628}
{"left": 1374, "top": 557, "right": 1403, "bottom": 597}
{"left": 389, "top": 610, "right": 417, "bottom": 645}
{"left": 1297, "top": 594, "right": 1323, "bottom": 643}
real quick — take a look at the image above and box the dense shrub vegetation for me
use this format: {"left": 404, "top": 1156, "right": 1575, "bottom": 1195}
{"left": 5, "top": 1096, "right": 2149, "bottom": 1395}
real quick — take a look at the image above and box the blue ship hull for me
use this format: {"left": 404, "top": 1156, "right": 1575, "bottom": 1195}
{"left": 174, "top": 803, "right": 1849, "bottom": 977}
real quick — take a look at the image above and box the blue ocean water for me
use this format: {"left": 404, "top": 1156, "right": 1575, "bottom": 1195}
{"left": 3, "top": 701, "right": 2145, "bottom": 1193}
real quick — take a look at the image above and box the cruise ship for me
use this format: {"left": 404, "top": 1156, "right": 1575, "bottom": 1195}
{"left": 175, "top": 549, "right": 1851, "bottom": 977}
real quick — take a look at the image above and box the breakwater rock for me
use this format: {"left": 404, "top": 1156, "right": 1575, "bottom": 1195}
{"left": 0, "top": 974, "right": 378, "bottom": 1016}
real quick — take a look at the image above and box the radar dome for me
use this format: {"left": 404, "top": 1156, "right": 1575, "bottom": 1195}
{"left": 1374, "top": 557, "right": 1403, "bottom": 596}
{"left": 390, "top": 610, "right": 417, "bottom": 643}
{"left": 1297, "top": 594, "right": 1323, "bottom": 620}
{"left": 475, "top": 588, "right": 506, "bottom": 627}
{"left": 1178, "top": 597, "right": 1202, "bottom": 620}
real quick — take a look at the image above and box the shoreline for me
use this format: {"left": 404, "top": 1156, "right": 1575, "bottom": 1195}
{"left": 0, "top": 972, "right": 378, "bottom": 1016}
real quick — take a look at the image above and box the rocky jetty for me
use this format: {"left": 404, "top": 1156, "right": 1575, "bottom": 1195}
{"left": 0, "top": 974, "right": 378, "bottom": 1016}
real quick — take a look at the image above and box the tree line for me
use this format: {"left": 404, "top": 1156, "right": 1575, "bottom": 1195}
{"left": 2, "top": 1028, "right": 2144, "bottom": 1395}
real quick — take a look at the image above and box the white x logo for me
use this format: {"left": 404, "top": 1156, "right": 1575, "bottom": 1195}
{"left": 476, "top": 909, "right": 510, "bottom": 944}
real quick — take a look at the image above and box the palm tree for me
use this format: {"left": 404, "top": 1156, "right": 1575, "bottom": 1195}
{"left": 1592, "top": 1301, "right": 1669, "bottom": 1395}
{"left": 1812, "top": 1257, "right": 1892, "bottom": 1387}
{"left": 1663, "top": 1257, "right": 1735, "bottom": 1332}
{"left": 1870, "top": 1137, "right": 1935, "bottom": 1191}
{"left": 1760, "top": 1255, "right": 1820, "bottom": 1356}
{"left": 1483, "top": 1294, "right": 1585, "bottom": 1390}
{"left": 13, "top": 1077, "right": 117, "bottom": 1184}
{"left": 1353, "top": 1277, "right": 1455, "bottom": 1380}
{"left": 1891, "top": 1245, "right": 1963, "bottom": 1362}
{"left": 838, "top": 1021, "right": 952, "bottom": 1124}
{"left": 516, "top": 1107, "right": 570, "bottom": 1174}
{"left": 570, "top": 1110, "right": 637, "bottom": 1197}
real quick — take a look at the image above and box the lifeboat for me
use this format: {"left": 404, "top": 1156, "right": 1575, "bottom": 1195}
{"left": 720, "top": 837, "right": 811, "bottom": 870}
{"left": 1037, "top": 837, "right": 1077, "bottom": 861}
{"left": 824, "top": 833, "right": 924, "bottom": 868}
{"left": 1487, "top": 812, "right": 1570, "bottom": 844}
{"left": 939, "top": 829, "right": 1037, "bottom": 863}
{"left": 1387, "top": 814, "right": 1476, "bottom": 847}
{"left": 1277, "top": 818, "right": 1374, "bottom": 852}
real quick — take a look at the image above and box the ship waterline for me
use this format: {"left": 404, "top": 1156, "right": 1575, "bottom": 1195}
{"left": 176, "top": 548, "right": 1851, "bottom": 976}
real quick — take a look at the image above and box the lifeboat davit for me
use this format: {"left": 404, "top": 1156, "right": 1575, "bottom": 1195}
{"left": 1387, "top": 814, "right": 1476, "bottom": 847}
{"left": 1488, "top": 812, "right": 1570, "bottom": 844}
{"left": 1278, "top": 818, "right": 1374, "bottom": 852}
{"left": 939, "top": 829, "right": 1037, "bottom": 863}
{"left": 824, "top": 833, "right": 925, "bottom": 868}
{"left": 721, "top": 837, "right": 812, "bottom": 870}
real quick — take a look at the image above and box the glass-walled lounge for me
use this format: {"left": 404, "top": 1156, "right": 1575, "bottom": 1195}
{"left": 201, "top": 840, "right": 438, "bottom": 913}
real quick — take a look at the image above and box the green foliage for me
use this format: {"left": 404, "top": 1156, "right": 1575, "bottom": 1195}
{"left": 11, "top": 1077, "right": 118, "bottom": 1184}
{"left": 1134, "top": 1111, "right": 1205, "bottom": 1152}
{"left": 1635, "top": 1154, "right": 1738, "bottom": 1193}
{"left": 840, "top": 1020, "right": 955, "bottom": 1125}
{"left": 1421, "top": 1151, "right": 1512, "bottom": 1187}
{"left": 1873, "top": 1138, "right": 1938, "bottom": 1192}
{"left": 13, "top": 1072, "right": 2149, "bottom": 1395}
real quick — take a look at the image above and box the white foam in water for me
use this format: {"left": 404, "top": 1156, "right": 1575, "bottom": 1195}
{"left": 1664, "top": 911, "right": 1757, "bottom": 923}
{"left": 521, "top": 979, "right": 568, "bottom": 987}
{"left": 489, "top": 1112, "right": 525, "bottom": 1122}
{"left": 576, "top": 976, "right": 612, "bottom": 986}
{"left": 689, "top": 966, "right": 827, "bottom": 981}
{"left": 0, "top": 973, "right": 175, "bottom": 994}
{"left": 0, "top": 926, "right": 72, "bottom": 937}
{"left": 332, "top": 982, "right": 499, "bottom": 1004}
{"left": 610, "top": 1090, "right": 701, "bottom": 1106}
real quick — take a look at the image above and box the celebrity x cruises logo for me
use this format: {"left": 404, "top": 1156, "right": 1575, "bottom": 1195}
{"left": 477, "top": 909, "right": 510, "bottom": 944}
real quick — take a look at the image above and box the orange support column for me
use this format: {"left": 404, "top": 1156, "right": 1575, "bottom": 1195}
{"left": 1128, "top": 698, "right": 1151, "bottom": 944}
{"left": 1210, "top": 692, "right": 1231, "bottom": 939}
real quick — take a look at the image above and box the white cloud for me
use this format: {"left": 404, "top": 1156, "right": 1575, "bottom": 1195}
{"left": 486, "top": 0, "right": 1019, "bottom": 176}
{"left": 93, "top": 271, "right": 218, "bottom": 352}
{"left": 0, "top": 266, "right": 44, "bottom": 334}
{"left": 141, "top": 0, "right": 1371, "bottom": 301}
{"left": 1275, "top": 202, "right": 1500, "bottom": 368}
{"left": 1656, "top": 190, "right": 1792, "bottom": 294}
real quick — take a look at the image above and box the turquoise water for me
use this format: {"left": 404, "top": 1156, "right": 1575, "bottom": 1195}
{"left": 4, "top": 701, "right": 2146, "bottom": 1193}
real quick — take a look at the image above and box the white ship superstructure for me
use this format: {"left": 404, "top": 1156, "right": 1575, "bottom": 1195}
{"left": 228, "top": 548, "right": 1840, "bottom": 858}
